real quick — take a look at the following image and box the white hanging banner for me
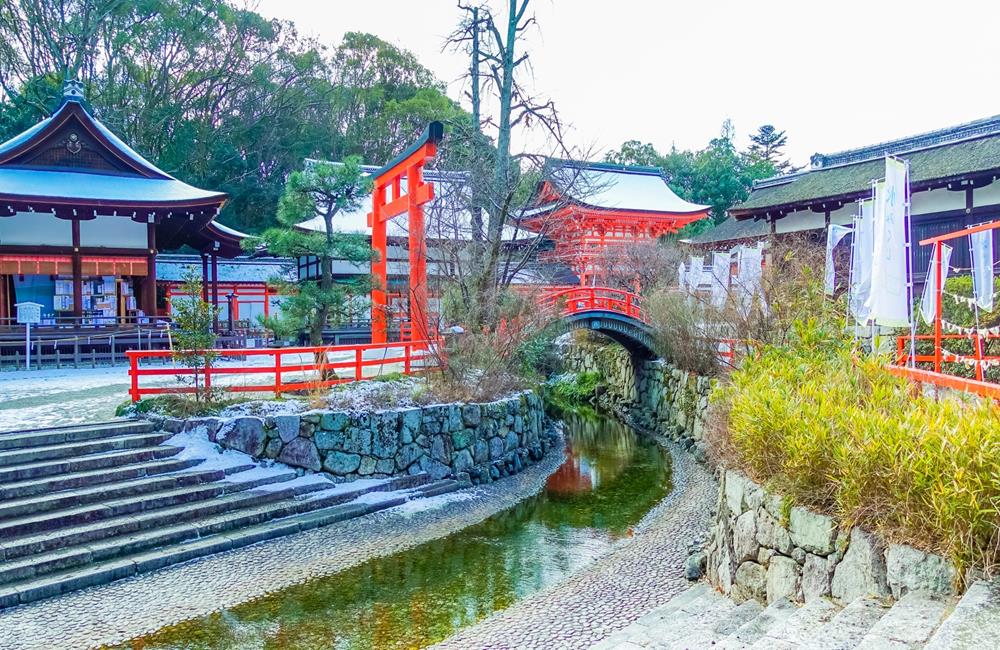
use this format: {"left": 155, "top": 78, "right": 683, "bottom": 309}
{"left": 970, "top": 229, "right": 994, "bottom": 312}
{"left": 687, "top": 255, "right": 704, "bottom": 291}
{"left": 919, "top": 243, "right": 953, "bottom": 325}
{"left": 735, "top": 244, "right": 764, "bottom": 317}
{"left": 710, "top": 251, "right": 731, "bottom": 307}
{"left": 867, "top": 157, "right": 911, "bottom": 327}
{"left": 678, "top": 262, "right": 686, "bottom": 291}
{"left": 849, "top": 199, "right": 875, "bottom": 324}
{"left": 825, "top": 224, "right": 853, "bottom": 295}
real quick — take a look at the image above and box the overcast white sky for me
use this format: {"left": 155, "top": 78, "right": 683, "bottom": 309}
{"left": 255, "top": 0, "right": 1000, "bottom": 168}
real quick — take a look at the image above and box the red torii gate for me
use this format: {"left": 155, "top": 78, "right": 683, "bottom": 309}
{"left": 367, "top": 122, "right": 444, "bottom": 344}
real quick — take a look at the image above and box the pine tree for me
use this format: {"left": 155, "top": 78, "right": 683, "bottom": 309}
{"left": 748, "top": 125, "right": 795, "bottom": 173}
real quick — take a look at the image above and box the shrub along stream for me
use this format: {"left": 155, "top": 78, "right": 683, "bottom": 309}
{"left": 711, "top": 318, "right": 1000, "bottom": 580}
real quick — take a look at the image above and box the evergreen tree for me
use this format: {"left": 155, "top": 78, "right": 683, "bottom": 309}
{"left": 748, "top": 124, "right": 795, "bottom": 173}
{"left": 247, "top": 157, "right": 373, "bottom": 346}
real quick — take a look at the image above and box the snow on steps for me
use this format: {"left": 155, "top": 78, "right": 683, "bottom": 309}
{"left": 0, "top": 419, "right": 469, "bottom": 609}
{"left": 592, "top": 578, "right": 1000, "bottom": 649}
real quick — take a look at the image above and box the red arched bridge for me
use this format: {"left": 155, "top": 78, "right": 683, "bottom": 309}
{"left": 539, "top": 286, "right": 655, "bottom": 355}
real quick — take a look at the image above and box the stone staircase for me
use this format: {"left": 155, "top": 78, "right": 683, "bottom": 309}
{"left": 593, "top": 580, "right": 1000, "bottom": 649}
{"left": 0, "top": 420, "right": 462, "bottom": 609}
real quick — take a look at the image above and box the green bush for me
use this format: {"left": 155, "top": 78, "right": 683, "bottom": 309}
{"left": 545, "top": 371, "right": 603, "bottom": 407}
{"left": 714, "top": 319, "right": 1000, "bottom": 578}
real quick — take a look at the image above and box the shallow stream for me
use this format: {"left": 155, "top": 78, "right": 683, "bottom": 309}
{"left": 122, "top": 409, "right": 672, "bottom": 649}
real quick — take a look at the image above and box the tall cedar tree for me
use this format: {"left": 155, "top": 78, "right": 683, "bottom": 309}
{"left": 247, "top": 158, "right": 372, "bottom": 345}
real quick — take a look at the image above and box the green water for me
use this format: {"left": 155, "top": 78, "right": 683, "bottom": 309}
{"left": 122, "top": 410, "right": 672, "bottom": 650}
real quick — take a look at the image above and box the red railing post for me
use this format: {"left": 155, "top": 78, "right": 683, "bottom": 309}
{"left": 355, "top": 347, "right": 363, "bottom": 382}
{"left": 974, "top": 332, "right": 985, "bottom": 382}
{"left": 204, "top": 354, "right": 212, "bottom": 393}
{"left": 274, "top": 350, "right": 282, "bottom": 397}
{"left": 934, "top": 242, "right": 943, "bottom": 373}
{"left": 404, "top": 342, "right": 412, "bottom": 374}
{"left": 129, "top": 352, "right": 140, "bottom": 402}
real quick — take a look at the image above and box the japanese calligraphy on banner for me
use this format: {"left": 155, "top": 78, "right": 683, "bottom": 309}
{"left": 971, "top": 230, "right": 994, "bottom": 312}
{"left": 919, "top": 243, "right": 952, "bottom": 325}
{"left": 866, "top": 157, "right": 911, "bottom": 327}
{"left": 824, "top": 224, "right": 852, "bottom": 295}
{"left": 849, "top": 198, "right": 874, "bottom": 324}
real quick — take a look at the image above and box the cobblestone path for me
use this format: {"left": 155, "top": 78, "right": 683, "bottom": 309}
{"left": 0, "top": 445, "right": 568, "bottom": 650}
{"left": 433, "top": 443, "right": 717, "bottom": 650}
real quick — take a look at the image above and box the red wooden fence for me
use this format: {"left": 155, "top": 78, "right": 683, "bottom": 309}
{"left": 126, "top": 340, "right": 438, "bottom": 402}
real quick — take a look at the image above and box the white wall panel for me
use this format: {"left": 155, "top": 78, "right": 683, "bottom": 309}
{"left": 0, "top": 212, "right": 72, "bottom": 246}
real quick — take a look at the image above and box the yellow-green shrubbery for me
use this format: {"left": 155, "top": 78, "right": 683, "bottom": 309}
{"left": 713, "top": 318, "right": 1000, "bottom": 578}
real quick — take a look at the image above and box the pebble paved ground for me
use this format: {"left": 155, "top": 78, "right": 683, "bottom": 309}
{"left": 0, "top": 442, "right": 570, "bottom": 650}
{"left": 432, "top": 442, "right": 717, "bottom": 650}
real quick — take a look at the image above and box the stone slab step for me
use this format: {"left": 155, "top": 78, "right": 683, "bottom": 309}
{"left": 589, "top": 583, "right": 719, "bottom": 648}
{"left": 654, "top": 595, "right": 739, "bottom": 648}
{"left": 0, "top": 420, "right": 153, "bottom": 451}
{"left": 800, "top": 596, "right": 890, "bottom": 650}
{"left": 0, "top": 487, "right": 295, "bottom": 561}
{"left": 0, "top": 478, "right": 455, "bottom": 609}
{"left": 0, "top": 456, "right": 202, "bottom": 500}
{"left": 413, "top": 479, "right": 462, "bottom": 497}
{"left": 748, "top": 597, "right": 841, "bottom": 650}
{"left": 0, "top": 432, "right": 171, "bottom": 468}
{"left": 0, "top": 468, "right": 227, "bottom": 521}
{"left": 925, "top": 579, "right": 1000, "bottom": 650}
{"left": 0, "top": 445, "right": 182, "bottom": 484}
{"left": 855, "top": 592, "right": 950, "bottom": 649}
{"left": 0, "top": 481, "right": 234, "bottom": 539}
{"left": 716, "top": 598, "right": 796, "bottom": 649}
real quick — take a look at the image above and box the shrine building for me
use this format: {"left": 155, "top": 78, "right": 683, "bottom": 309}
{"left": 0, "top": 81, "right": 244, "bottom": 327}
{"left": 520, "top": 161, "right": 710, "bottom": 285}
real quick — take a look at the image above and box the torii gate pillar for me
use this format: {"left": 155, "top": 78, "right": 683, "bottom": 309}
{"left": 367, "top": 122, "right": 443, "bottom": 344}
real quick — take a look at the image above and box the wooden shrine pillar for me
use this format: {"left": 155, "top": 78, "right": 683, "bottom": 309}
{"left": 71, "top": 221, "right": 83, "bottom": 317}
{"left": 201, "top": 254, "right": 209, "bottom": 302}
{"left": 0, "top": 275, "right": 8, "bottom": 320}
{"left": 211, "top": 252, "right": 220, "bottom": 332}
{"left": 367, "top": 121, "right": 442, "bottom": 345}
{"left": 407, "top": 163, "right": 430, "bottom": 344}
{"left": 143, "top": 223, "right": 158, "bottom": 317}
{"left": 371, "top": 184, "right": 388, "bottom": 343}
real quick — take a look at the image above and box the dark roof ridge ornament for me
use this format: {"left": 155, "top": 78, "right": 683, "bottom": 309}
{"left": 62, "top": 79, "right": 85, "bottom": 103}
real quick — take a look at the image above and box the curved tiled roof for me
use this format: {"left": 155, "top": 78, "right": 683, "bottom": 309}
{"left": 733, "top": 116, "right": 1000, "bottom": 218}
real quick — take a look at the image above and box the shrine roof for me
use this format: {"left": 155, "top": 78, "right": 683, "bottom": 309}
{"left": 527, "top": 161, "right": 711, "bottom": 217}
{"left": 733, "top": 114, "right": 1000, "bottom": 218}
{"left": 0, "top": 87, "right": 226, "bottom": 210}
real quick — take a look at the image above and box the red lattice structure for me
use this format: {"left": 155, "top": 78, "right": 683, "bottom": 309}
{"left": 521, "top": 163, "right": 710, "bottom": 286}
{"left": 894, "top": 219, "right": 1000, "bottom": 399}
{"left": 367, "top": 122, "right": 443, "bottom": 344}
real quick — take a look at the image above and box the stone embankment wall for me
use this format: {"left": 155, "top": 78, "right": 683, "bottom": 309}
{"left": 558, "top": 340, "right": 713, "bottom": 458}
{"left": 705, "top": 469, "right": 958, "bottom": 605}
{"left": 150, "top": 392, "right": 551, "bottom": 485}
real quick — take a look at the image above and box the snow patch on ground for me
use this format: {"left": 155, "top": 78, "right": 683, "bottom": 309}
{"left": 164, "top": 431, "right": 297, "bottom": 484}
{"left": 218, "top": 399, "right": 307, "bottom": 419}
{"left": 250, "top": 473, "right": 333, "bottom": 493}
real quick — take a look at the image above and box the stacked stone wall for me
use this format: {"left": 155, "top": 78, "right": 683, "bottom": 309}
{"left": 558, "top": 340, "right": 713, "bottom": 457}
{"left": 706, "top": 470, "right": 959, "bottom": 605}
{"left": 151, "top": 392, "right": 551, "bottom": 486}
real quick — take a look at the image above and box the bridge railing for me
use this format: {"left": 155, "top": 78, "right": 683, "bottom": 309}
{"left": 539, "top": 287, "right": 646, "bottom": 323}
{"left": 126, "top": 340, "right": 440, "bottom": 402}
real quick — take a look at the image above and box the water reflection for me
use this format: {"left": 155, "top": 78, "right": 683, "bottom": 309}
{"left": 120, "top": 410, "right": 671, "bottom": 650}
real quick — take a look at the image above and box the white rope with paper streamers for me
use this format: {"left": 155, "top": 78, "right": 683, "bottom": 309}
{"left": 940, "top": 347, "right": 1000, "bottom": 369}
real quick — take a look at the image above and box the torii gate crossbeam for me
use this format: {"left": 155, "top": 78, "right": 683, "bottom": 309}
{"left": 367, "top": 121, "right": 444, "bottom": 344}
